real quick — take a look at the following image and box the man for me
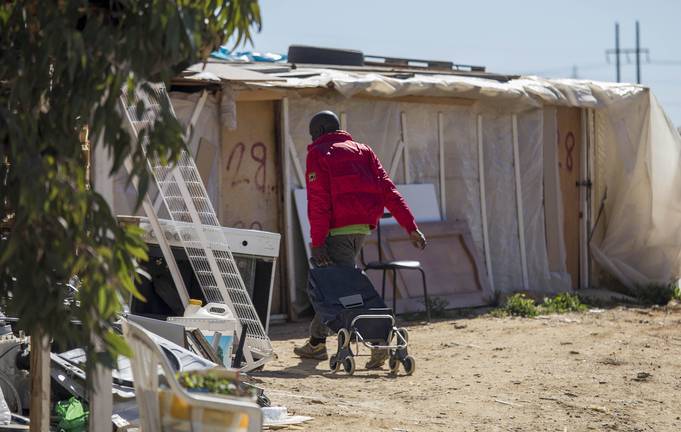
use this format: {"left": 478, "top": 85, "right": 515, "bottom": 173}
{"left": 293, "top": 110, "right": 426, "bottom": 369}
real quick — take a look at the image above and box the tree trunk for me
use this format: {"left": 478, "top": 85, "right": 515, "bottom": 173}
{"left": 87, "top": 330, "right": 113, "bottom": 432}
{"left": 29, "top": 329, "right": 50, "bottom": 432}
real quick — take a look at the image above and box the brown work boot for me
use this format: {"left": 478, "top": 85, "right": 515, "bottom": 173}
{"left": 365, "top": 349, "right": 389, "bottom": 369}
{"left": 293, "top": 340, "right": 328, "bottom": 360}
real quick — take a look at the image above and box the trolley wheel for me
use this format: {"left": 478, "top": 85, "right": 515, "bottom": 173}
{"left": 329, "top": 354, "right": 340, "bottom": 372}
{"left": 397, "top": 327, "right": 409, "bottom": 343}
{"left": 389, "top": 356, "right": 399, "bottom": 374}
{"left": 343, "top": 356, "right": 356, "bottom": 375}
{"left": 338, "top": 328, "right": 351, "bottom": 349}
{"left": 402, "top": 356, "right": 416, "bottom": 375}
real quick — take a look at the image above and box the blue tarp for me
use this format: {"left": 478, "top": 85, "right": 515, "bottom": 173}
{"left": 211, "top": 46, "right": 287, "bottom": 63}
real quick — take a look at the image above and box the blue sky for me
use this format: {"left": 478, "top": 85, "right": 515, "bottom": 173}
{"left": 247, "top": 0, "right": 681, "bottom": 125}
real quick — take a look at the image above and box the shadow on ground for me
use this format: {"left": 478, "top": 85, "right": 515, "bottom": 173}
{"left": 250, "top": 356, "right": 392, "bottom": 381}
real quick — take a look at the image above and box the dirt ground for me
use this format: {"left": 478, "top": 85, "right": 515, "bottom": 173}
{"left": 251, "top": 304, "right": 681, "bottom": 431}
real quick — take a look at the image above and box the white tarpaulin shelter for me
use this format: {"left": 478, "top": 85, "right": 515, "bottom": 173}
{"left": 98, "top": 61, "right": 681, "bottom": 316}
{"left": 251, "top": 69, "right": 681, "bottom": 293}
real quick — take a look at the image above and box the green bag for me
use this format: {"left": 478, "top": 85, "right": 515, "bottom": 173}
{"left": 54, "top": 397, "right": 88, "bottom": 432}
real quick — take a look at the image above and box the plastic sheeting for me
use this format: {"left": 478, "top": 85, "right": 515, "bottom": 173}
{"left": 442, "top": 110, "right": 483, "bottom": 254}
{"left": 516, "top": 110, "right": 552, "bottom": 292}
{"left": 287, "top": 97, "right": 486, "bottom": 245}
{"left": 591, "top": 92, "right": 681, "bottom": 288}
{"left": 255, "top": 71, "right": 643, "bottom": 111}
{"left": 481, "top": 113, "right": 523, "bottom": 292}
{"left": 287, "top": 96, "right": 554, "bottom": 294}
{"left": 279, "top": 70, "right": 681, "bottom": 291}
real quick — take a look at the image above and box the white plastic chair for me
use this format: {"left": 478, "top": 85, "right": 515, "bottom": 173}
{"left": 122, "top": 320, "right": 263, "bottom": 432}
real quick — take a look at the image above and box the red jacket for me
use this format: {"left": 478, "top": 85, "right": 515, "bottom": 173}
{"left": 306, "top": 131, "right": 418, "bottom": 247}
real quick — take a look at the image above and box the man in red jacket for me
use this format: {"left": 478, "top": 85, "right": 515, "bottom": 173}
{"left": 294, "top": 111, "right": 426, "bottom": 369}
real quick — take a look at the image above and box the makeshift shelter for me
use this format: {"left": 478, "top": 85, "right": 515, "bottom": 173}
{"left": 94, "top": 57, "right": 681, "bottom": 319}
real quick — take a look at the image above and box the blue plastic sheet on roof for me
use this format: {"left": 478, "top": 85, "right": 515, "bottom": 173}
{"left": 211, "top": 46, "right": 287, "bottom": 63}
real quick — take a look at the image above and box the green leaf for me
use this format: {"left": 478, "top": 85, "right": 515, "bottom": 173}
{"left": 104, "top": 331, "right": 133, "bottom": 358}
{"left": 0, "top": 0, "right": 262, "bottom": 368}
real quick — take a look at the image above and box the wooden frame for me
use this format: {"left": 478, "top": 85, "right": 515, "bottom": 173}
{"left": 437, "top": 112, "right": 446, "bottom": 219}
{"left": 477, "top": 115, "right": 494, "bottom": 290}
{"left": 512, "top": 114, "right": 530, "bottom": 289}
{"left": 362, "top": 220, "right": 493, "bottom": 312}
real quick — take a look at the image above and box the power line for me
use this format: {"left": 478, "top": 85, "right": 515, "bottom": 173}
{"left": 648, "top": 60, "right": 681, "bottom": 66}
{"left": 605, "top": 21, "right": 649, "bottom": 83}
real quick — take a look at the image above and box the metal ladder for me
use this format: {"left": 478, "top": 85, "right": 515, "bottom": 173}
{"left": 119, "top": 83, "right": 272, "bottom": 369}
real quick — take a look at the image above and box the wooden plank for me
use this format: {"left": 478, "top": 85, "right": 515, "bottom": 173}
{"left": 340, "top": 112, "right": 347, "bottom": 130}
{"left": 29, "top": 331, "right": 50, "bottom": 432}
{"left": 477, "top": 115, "right": 494, "bottom": 290}
{"left": 288, "top": 140, "right": 305, "bottom": 188}
{"left": 185, "top": 90, "right": 208, "bottom": 141}
{"left": 362, "top": 221, "right": 492, "bottom": 313}
{"left": 400, "top": 112, "right": 411, "bottom": 183}
{"left": 88, "top": 332, "right": 113, "bottom": 432}
{"left": 221, "top": 100, "right": 283, "bottom": 312}
{"left": 437, "top": 112, "right": 446, "bottom": 219}
{"left": 556, "top": 107, "right": 582, "bottom": 290}
{"left": 580, "top": 109, "right": 590, "bottom": 289}
{"left": 542, "top": 108, "right": 567, "bottom": 274}
{"left": 195, "top": 137, "right": 217, "bottom": 185}
{"left": 280, "top": 98, "right": 298, "bottom": 317}
{"left": 235, "top": 89, "right": 287, "bottom": 102}
{"left": 388, "top": 139, "right": 405, "bottom": 179}
{"left": 512, "top": 115, "right": 530, "bottom": 289}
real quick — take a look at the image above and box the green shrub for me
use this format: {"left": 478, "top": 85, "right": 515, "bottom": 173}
{"left": 489, "top": 292, "right": 590, "bottom": 318}
{"left": 541, "top": 293, "right": 588, "bottom": 314}
{"left": 502, "top": 293, "right": 539, "bottom": 317}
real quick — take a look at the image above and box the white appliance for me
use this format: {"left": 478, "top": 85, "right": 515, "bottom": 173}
{"left": 169, "top": 303, "right": 238, "bottom": 366}
{"left": 137, "top": 217, "right": 281, "bottom": 334}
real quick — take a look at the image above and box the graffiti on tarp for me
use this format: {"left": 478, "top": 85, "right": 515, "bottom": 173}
{"left": 564, "top": 132, "right": 575, "bottom": 172}
{"left": 251, "top": 142, "right": 267, "bottom": 193}
{"left": 556, "top": 129, "right": 576, "bottom": 172}
{"left": 226, "top": 142, "right": 268, "bottom": 192}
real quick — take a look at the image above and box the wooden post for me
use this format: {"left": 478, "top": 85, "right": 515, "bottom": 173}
{"left": 29, "top": 329, "right": 50, "bottom": 432}
{"left": 437, "top": 112, "right": 446, "bottom": 219}
{"left": 477, "top": 115, "right": 494, "bottom": 291}
{"left": 88, "top": 332, "right": 113, "bottom": 432}
{"left": 400, "top": 112, "right": 411, "bottom": 183}
{"left": 512, "top": 115, "right": 530, "bottom": 290}
{"left": 340, "top": 112, "right": 347, "bottom": 130}
{"left": 280, "top": 98, "right": 298, "bottom": 317}
{"left": 579, "top": 109, "right": 590, "bottom": 289}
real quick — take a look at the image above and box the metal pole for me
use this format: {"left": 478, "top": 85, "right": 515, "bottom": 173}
{"left": 635, "top": 21, "right": 641, "bottom": 84}
{"left": 437, "top": 112, "right": 446, "bottom": 219}
{"left": 511, "top": 115, "right": 529, "bottom": 290}
{"left": 615, "top": 22, "right": 621, "bottom": 82}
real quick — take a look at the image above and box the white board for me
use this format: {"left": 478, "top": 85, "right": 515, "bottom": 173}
{"left": 294, "top": 183, "right": 441, "bottom": 263}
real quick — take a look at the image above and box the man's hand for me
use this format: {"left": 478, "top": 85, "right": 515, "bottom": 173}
{"left": 409, "top": 229, "right": 427, "bottom": 250}
{"left": 310, "top": 245, "right": 332, "bottom": 267}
